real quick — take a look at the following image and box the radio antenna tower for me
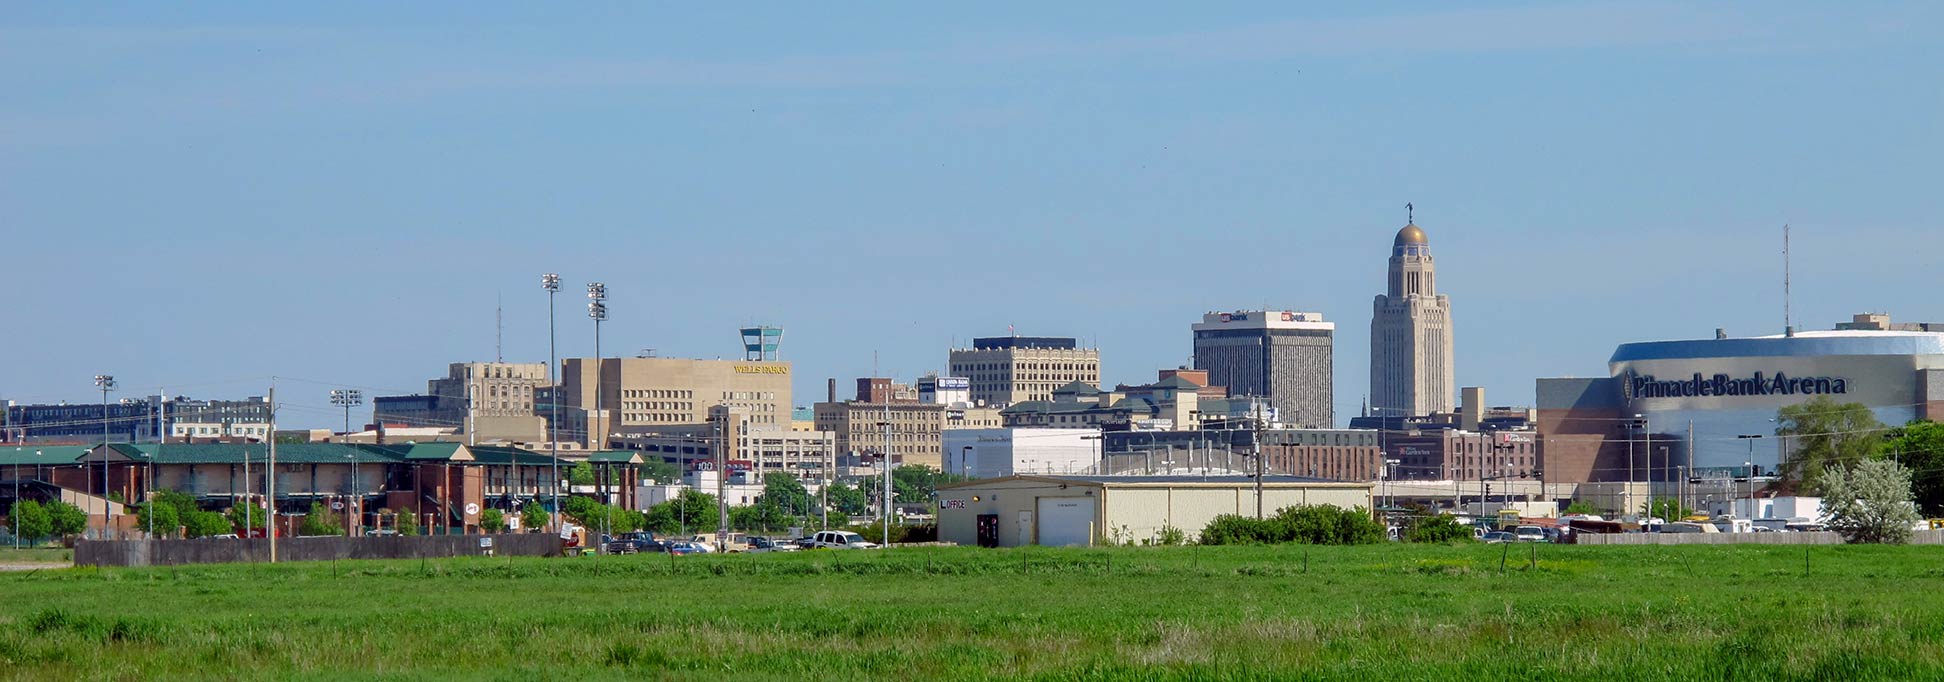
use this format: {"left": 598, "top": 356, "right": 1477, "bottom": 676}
{"left": 1783, "top": 225, "right": 1793, "bottom": 337}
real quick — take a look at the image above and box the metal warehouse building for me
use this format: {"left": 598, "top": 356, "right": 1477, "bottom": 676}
{"left": 937, "top": 475, "right": 1375, "bottom": 547}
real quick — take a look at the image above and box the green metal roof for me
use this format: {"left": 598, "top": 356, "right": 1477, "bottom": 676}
{"left": 104, "top": 443, "right": 402, "bottom": 465}
{"left": 1051, "top": 380, "right": 1103, "bottom": 396}
{"left": 586, "top": 450, "right": 644, "bottom": 464}
{"left": 367, "top": 442, "right": 470, "bottom": 461}
{"left": 468, "top": 446, "right": 560, "bottom": 466}
{"left": 1146, "top": 375, "right": 1202, "bottom": 390}
{"left": 0, "top": 446, "right": 92, "bottom": 466}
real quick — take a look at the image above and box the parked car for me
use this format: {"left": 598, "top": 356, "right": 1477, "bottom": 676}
{"left": 1513, "top": 525, "right": 1547, "bottom": 543}
{"left": 810, "top": 530, "right": 878, "bottom": 549}
{"left": 793, "top": 536, "right": 818, "bottom": 550}
{"left": 604, "top": 532, "right": 663, "bottom": 554}
{"left": 747, "top": 536, "right": 798, "bottom": 552}
{"left": 664, "top": 541, "right": 707, "bottom": 555}
{"left": 1480, "top": 531, "right": 1516, "bottom": 544}
{"left": 688, "top": 533, "right": 746, "bottom": 553}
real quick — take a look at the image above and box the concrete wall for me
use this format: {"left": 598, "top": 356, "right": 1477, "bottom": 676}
{"left": 76, "top": 532, "right": 564, "bottom": 567}
{"left": 1573, "top": 529, "right": 1944, "bottom": 546}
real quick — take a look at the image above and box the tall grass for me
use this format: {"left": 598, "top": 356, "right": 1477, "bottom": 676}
{"left": 1, "top": 544, "right": 1941, "bottom": 679}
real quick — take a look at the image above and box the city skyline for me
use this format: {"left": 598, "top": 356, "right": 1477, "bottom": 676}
{"left": 6, "top": 4, "right": 1942, "bottom": 429}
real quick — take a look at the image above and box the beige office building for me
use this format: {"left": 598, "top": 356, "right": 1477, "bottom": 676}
{"left": 1370, "top": 221, "right": 1455, "bottom": 418}
{"left": 948, "top": 336, "right": 1101, "bottom": 406}
{"left": 373, "top": 362, "right": 549, "bottom": 443}
{"left": 557, "top": 357, "right": 793, "bottom": 446}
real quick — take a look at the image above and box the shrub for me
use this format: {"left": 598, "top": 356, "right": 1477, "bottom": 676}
{"left": 1405, "top": 514, "right": 1474, "bottom": 543}
{"left": 1276, "top": 505, "right": 1385, "bottom": 545}
{"left": 520, "top": 504, "right": 550, "bottom": 532}
{"left": 299, "top": 502, "right": 342, "bottom": 537}
{"left": 480, "top": 509, "right": 506, "bottom": 533}
{"left": 1199, "top": 514, "right": 1281, "bottom": 545}
{"left": 12, "top": 500, "right": 52, "bottom": 543}
{"left": 183, "top": 511, "right": 232, "bottom": 538}
{"left": 1200, "top": 505, "right": 1385, "bottom": 546}
{"left": 226, "top": 505, "right": 266, "bottom": 531}
{"left": 1153, "top": 525, "right": 1187, "bottom": 546}
{"left": 396, "top": 510, "right": 420, "bottom": 536}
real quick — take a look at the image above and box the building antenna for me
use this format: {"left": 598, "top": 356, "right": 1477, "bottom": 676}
{"left": 1406, "top": 202, "right": 1414, "bottom": 224}
{"left": 496, "top": 292, "right": 504, "bottom": 362}
{"left": 1783, "top": 225, "right": 1793, "bottom": 337}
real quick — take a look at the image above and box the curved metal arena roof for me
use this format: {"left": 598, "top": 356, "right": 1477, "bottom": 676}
{"left": 1610, "top": 330, "right": 1944, "bottom": 364}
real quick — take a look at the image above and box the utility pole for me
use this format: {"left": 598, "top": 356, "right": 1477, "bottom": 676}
{"left": 268, "top": 382, "right": 278, "bottom": 563}
{"left": 820, "top": 438, "right": 831, "bottom": 530}
{"left": 94, "top": 374, "right": 114, "bottom": 540}
{"left": 881, "top": 398, "right": 893, "bottom": 546}
{"left": 716, "top": 419, "right": 728, "bottom": 552}
{"left": 1252, "top": 401, "right": 1265, "bottom": 519}
{"left": 542, "top": 273, "right": 562, "bottom": 531}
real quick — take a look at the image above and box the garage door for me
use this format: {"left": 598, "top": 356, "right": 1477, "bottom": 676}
{"left": 1035, "top": 497, "right": 1096, "bottom": 547}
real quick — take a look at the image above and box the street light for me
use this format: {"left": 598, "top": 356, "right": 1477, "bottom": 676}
{"left": 586, "top": 282, "right": 607, "bottom": 452}
{"left": 542, "top": 273, "right": 562, "bottom": 531}
{"left": 1737, "top": 435, "right": 1763, "bottom": 519}
{"left": 94, "top": 374, "right": 115, "bottom": 539}
{"left": 329, "top": 388, "right": 364, "bottom": 437}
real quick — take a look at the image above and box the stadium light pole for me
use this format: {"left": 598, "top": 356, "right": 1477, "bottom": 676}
{"left": 94, "top": 374, "right": 115, "bottom": 539}
{"left": 331, "top": 389, "right": 364, "bottom": 535}
{"left": 542, "top": 273, "right": 562, "bottom": 531}
{"left": 587, "top": 282, "right": 608, "bottom": 555}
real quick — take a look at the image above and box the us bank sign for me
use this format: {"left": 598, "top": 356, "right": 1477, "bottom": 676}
{"left": 1626, "top": 371, "right": 1849, "bottom": 400}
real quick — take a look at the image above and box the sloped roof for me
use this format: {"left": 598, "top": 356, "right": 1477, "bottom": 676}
{"left": 586, "top": 450, "right": 645, "bottom": 464}
{"left": 0, "top": 445, "right": 91, "bottom": 466}
{"left": 368, "top": 442, "right": 472, "bottom": 461}
{"left": 1051, "top": 380, "right": 1103, "bottom": 396}
{"left": 468, "top": 446, "right": 560, "bottom": 466}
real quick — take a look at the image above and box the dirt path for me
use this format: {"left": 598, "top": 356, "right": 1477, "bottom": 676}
{"left": 0, "top": 562, "right": 68, "bottom": 572}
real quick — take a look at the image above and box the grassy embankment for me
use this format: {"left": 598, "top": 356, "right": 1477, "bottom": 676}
{"left": 3, "top": 543, "right": 1943, "bottom": 680}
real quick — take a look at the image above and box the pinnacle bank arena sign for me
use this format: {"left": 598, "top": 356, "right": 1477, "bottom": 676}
{"left": 1626, "top": 371, "right": 1849, "bottom": 400}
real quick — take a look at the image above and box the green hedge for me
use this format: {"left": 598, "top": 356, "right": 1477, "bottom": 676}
{"left": 1199, "top": 505, "right": 1384, "bottom": 546}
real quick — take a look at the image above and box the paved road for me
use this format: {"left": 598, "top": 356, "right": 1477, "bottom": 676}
{"left": 0, "top": 562, "right": 67, "bottom": 572}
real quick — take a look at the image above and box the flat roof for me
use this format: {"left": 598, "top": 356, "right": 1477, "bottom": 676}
{"left": 969, "top": 337, "right": 1078, "bottom": 350}
{"left": 942, "top": 474, "right": 1367, "bottom": 489}
{"left": 1611, "top": 330, "right": 1944, "bottom": 363}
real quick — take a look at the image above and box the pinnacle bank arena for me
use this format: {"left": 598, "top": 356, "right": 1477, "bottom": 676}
{"left": 1536, "top": 325, "right": 1944, "bottom": 482}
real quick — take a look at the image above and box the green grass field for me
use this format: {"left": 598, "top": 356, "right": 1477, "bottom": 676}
{"left": 4, "top": 543, "right": 1943, "bottom": 680}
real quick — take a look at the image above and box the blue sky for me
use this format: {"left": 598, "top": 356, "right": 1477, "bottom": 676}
{"left": 4, "top": 3, "right": 1941, "bottom": 429}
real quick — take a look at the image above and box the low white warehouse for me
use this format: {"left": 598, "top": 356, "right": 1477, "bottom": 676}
{"left": 937, "top": 475, "right": 1375, "bottom": 547}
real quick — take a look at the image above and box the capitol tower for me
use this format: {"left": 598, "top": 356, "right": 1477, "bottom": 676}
{"left": 1370, "top": 213, "right": 1455, "bottom": 418}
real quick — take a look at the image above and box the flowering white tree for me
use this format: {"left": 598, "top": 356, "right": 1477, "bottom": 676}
{"left": 1821, "top": 458, "right": 1921, "bottom": 544}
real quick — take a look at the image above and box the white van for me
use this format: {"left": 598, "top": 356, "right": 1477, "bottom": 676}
{"left": 811, "top": 530, "right": 879, "bottom": 549}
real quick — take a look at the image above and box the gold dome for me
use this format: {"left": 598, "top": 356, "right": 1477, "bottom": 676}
{"left": 1394, "top": 223, "right": 1427, "bottom": 246}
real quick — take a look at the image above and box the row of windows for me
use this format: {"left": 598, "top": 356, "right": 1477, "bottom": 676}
{"left": 624, "top": 389, "right": 694, "bottom": 399}
{"left": 721, "top": 391, "right": 777, "bottom": 401}
{"left": 622, "top": 401, "right": 692, "bottom": 411}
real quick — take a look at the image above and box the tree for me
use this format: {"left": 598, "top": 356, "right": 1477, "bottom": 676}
{"left": 1406, "top": 514, "right": 1474, "bottom": 543}
{"left": 11, "top": 501, "right": 52, "bottom": 543}
{"left": 182, "top": 511, "right": 232, "bottom": 538}
{"left": 1640, "top": 497, "right": 1693, "bottom": 522}
{"left": 760, "top": 472, "right": 810, "bottom": 517}
{"left": 1822, "top": 458, "right": 1922, "bottom": 544}
{"left": 638, "top": 460, "right": 679, "bottom": 483}
{"left": 152, "top": 490, "right": 201, "bottom": 522}
{"left": 520, "top": 504, "right": 551, "bottom": 532}
{"left": 395, "top": 509, "right": 420, "bottom": 536}
{"left": 227, "top": 505, "right": 266, "bottom": 532}
{"left": 825, "top": 481, "right": 868, "bottom": 517}
{"left": 136, "top": 501, "right": 180, "bottom": 538}
{"left": 1881, "top": 420, "right": 1944, "bottom": 516}
{"left": 1776, "top": 397, "right": 1885, "bottom": 493}
{"left": 568, "top": 462, "right": 596, "bottom": 486}
{"left": 1563, "top": 500, "right": 1600, "bottom": 515}
{"left": 46, "top": 501, "right": 87, "bottom": 539}
{"left": 480, "top": 508, "right": 506, "bottom": 533}
{"left": 299, "top": 502, "right": 342, "bottom": 536}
